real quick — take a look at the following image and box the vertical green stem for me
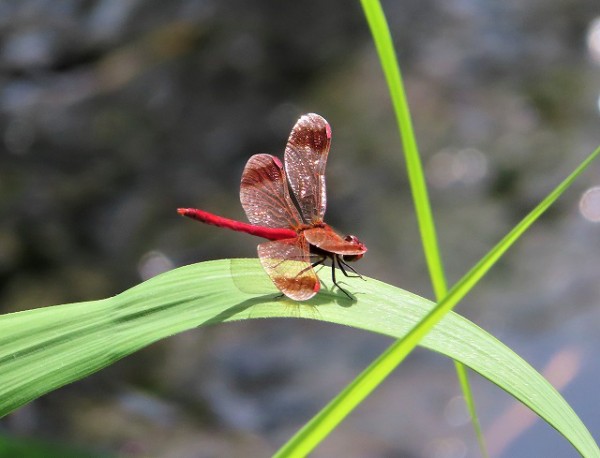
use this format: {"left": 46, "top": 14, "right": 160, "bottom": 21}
{"left": 360, "top": 0, "right": 447, "bottom": 299}
{"left": 360, "top": 0, "right": 488, "bottom": 454}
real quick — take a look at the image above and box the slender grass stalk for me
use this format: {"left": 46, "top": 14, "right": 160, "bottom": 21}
{"left": 359, "top": 0, "right": 488, "bottom": 454}
{"left": 360, "top": 0, "right": 447, "bottom": 299}
{"left": 456, "top": 361, "right": 488, "bottom": 456}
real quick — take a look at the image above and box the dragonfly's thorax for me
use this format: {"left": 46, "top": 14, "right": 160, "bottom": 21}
{"left": 300, "top": 224, "right": 367, "bottom": 260}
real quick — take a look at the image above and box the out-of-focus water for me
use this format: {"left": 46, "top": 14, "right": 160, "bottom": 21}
{"left": 1, "top": 1, "right": 599, "bottom": 456}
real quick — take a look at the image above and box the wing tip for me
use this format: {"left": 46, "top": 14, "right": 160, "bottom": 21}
{"left": 301, "top": 113, "right": 329, "bottom": 130}
{"left": 284, "top": 277, "right": 320, "bottom": 301}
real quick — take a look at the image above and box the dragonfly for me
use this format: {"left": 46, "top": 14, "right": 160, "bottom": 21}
{"left": 178, "top": 113, "right": 367, "bottom": 301}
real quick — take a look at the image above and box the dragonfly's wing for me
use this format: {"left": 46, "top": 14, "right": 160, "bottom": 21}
{"left": 240, "top": 154, "right": 303, "bottom": 229}
{"left": 284, "top": 113, "right": 331, "bottom": 224}
{"left": 257, "top": 237, "right": 319, "bottom": 301}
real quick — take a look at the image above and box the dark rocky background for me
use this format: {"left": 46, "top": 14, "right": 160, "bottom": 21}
{"left": 1, "top": 0, "right": 599, "bottom": 456}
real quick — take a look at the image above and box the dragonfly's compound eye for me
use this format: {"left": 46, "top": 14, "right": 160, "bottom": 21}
{"left": 344, "top": 234, "right": 366, "bottom": 248}
{"left": 343, "top": 234, "right": 367, "bottom": 262}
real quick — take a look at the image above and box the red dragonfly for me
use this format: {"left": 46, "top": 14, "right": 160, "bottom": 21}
{"left": 178, "top": 113, "right": 367, "bottom": 301}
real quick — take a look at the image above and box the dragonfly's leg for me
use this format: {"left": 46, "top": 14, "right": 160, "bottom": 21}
{"left": 295, "top": 255, "right": 325, "bottom": 279}
{"left": 338, "top": 258, "right": 365, "bottom": 280}
{"left": 331, "top": 256, "right": 353, "bottom": 299}
{"left": 311, "top": 256, "right": 326, "bottom": 269}
{"left": 337, "top": 258, "right": 351, "bottom": 277}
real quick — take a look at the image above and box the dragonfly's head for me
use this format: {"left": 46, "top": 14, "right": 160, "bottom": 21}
{"left": 342, "top": 235, "right": 367, "bottom": 262}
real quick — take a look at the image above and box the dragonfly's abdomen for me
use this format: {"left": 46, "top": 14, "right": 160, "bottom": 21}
{"left": 178, "top": 208, "right": 297, "bottom": 241}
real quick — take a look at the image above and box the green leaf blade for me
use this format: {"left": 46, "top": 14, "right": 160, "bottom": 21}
{"left": 1, "top": 260, "right": 597, "bottom": 456}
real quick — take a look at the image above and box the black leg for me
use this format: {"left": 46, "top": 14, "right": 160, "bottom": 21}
{"left": 338, "top": 258, "right": 365, "bottom": 280}
{"left": 295, "top": 255, "right": 325, "bottom": 278}
{"left": 311, "top": 257, "right": 326, "bottom": 269}
{"left": 330, "top": 256, "right": 353, "bottom": 299}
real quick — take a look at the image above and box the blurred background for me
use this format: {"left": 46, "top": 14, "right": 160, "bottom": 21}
{"left": 1, "top": 0, "right": 599, "bottom": 456}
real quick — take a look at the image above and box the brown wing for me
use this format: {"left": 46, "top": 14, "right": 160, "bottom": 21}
{"left": 240, "top": 154, "right": 303, "bottom": 229}
{"left": 257, "top": 237, "right": 319, "bottom": 301}
{"left": 284, "top": 113, "right": 331, "bottom": 224}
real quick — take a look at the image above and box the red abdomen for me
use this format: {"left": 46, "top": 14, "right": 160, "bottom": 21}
{"left": 178, "top": 208, "right": 297, "bottom": 241}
